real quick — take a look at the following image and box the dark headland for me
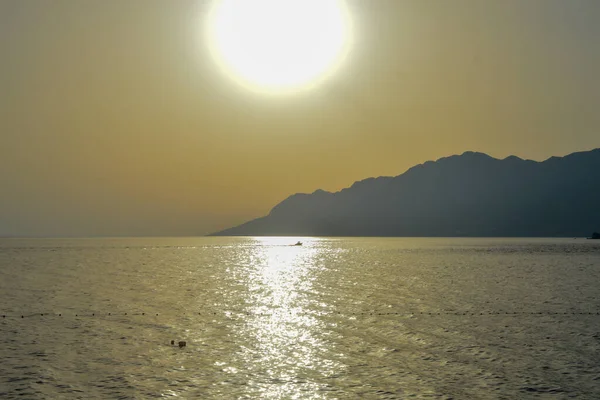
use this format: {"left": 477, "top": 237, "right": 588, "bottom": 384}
{"left": 209, "top": 149, "right": 600, "bottom": 237}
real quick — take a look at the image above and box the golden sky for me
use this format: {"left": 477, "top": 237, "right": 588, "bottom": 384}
{"left": 1, "top": 0, "right": 599, "bottom": 236}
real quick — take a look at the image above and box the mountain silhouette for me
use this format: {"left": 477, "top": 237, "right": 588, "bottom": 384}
{"left": 209, "top": 149, "right": 600, "bottom": 237}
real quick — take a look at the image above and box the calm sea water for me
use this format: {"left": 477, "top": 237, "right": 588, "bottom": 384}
{"left": 1, "top": 237, "right": 600, "bottom": 399}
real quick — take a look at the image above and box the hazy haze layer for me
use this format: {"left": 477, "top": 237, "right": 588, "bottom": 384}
{"left": 1, "top": 0, "right": 599, "bottom": 236}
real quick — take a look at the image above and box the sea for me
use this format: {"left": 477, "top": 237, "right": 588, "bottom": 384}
{"left": 1, "top": 237, "right": 600, "bottom": 399}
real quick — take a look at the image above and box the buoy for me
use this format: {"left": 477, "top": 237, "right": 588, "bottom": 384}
{"left": 178, "top": 341, "right": 186, "bottom": 348}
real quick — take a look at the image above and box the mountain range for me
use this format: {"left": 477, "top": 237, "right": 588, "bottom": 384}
{"left": 209, "top": 148, "right": 600, "bottom": 237}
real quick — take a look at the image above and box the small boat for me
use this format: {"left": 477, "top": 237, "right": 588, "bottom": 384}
{"left": 293, "top": 241, "right": 303, "bottom": 246}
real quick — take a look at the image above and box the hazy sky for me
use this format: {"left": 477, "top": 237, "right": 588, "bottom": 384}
{"left": 1, "top": 0, "right": 599, "bottom": 236}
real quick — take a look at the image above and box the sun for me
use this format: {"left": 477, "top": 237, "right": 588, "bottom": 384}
{"left": 206, "top": 0, "right": 352, "bottom": 94}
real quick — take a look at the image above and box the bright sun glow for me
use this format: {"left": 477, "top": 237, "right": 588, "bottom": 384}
{"left": 206, "top": 0, "right": 352, "bottom": 94}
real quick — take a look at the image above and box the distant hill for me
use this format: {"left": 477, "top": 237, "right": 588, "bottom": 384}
{"left": 209, "top": 149, "right": 600, "bottom": 237}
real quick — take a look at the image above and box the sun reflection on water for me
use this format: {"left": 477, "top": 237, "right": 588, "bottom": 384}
{"left": 232, "top": 237, "right": 339, "bottom": 398}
